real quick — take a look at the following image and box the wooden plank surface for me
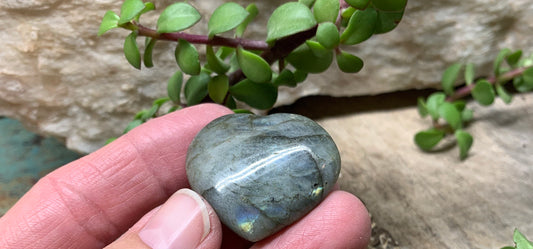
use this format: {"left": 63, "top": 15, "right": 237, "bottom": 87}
{"left": 297, "top": 93, "right": 533, "bottom": 249}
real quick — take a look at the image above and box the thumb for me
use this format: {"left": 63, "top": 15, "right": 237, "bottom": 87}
{"left": 105, "top": 189, "right": 223, "bottom": 249}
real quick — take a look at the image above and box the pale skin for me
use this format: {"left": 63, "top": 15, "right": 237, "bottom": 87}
{"left": 0, "top": 104, "right": 371, "bottom": 249}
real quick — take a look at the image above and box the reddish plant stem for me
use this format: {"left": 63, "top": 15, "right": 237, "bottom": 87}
{"left": 135, "top": 23, "right": 319, "bottom": 86}
{"left": 446, "top": 66, "right": 528, "bottom": 102}
{"left": 228, "top": 26, "right": 318, "bottom": 86}
{"left": 260, "top": 26, "right": 318, "bottom": 65}
{"left": 136, "top": 24, "right": 269, "bottom": 51}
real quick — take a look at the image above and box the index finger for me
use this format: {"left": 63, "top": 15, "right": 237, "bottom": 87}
{"left": 0, "top": 104, "right": 232, "bottom": 249}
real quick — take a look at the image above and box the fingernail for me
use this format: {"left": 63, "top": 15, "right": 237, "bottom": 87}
{"left": 139, "top": 189, "right": 210, "bottom": 249}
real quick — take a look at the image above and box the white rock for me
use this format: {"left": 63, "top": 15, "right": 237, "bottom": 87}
{"left": 0, "top": 0, "right": 532, "bottom": 153}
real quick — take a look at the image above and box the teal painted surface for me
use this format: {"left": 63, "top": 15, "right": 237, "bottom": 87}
{"left": 0, "top": 117, "right": 81, "bottom": 216}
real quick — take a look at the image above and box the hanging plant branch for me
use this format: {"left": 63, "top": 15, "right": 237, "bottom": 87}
{"left": 98, "top": 0, "right": 407, "bottom": 139}
{"left": 415, "top": 48, "right": 533, "bottom": 160}
{"left": 226, "top": 26, "right": 319, "bottom": 87}
{"left": 447, "top": 66, "right": 528, "bottom": 102}
{"left": 135, "top": 24, "right": 270, "bottom": 51}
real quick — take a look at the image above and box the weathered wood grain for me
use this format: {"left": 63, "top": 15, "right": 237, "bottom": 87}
{"left": 311, "top": 93, "right": 533, "bottom": 249}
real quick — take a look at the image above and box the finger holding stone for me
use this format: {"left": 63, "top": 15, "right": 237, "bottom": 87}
{"left": 0, "top": 104, "right": 233, "bottom": 249}
{"left": 106, "top": 189, "right": 223, "bottom": 249}
{"left": 251, "top": 190, "right": 371, "bottom": 249}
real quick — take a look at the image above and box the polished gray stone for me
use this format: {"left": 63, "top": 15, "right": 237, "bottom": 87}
{"left": 186, "top": 113, "right": 341, "bottom": 242}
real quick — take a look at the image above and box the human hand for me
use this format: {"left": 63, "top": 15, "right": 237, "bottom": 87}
{"left": 0, "top": 103, "right": 371, "bottom": 249}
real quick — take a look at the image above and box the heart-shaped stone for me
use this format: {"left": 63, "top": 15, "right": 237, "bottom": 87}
{"left": 186, "top": 113, "right": 340, "bottom": 242}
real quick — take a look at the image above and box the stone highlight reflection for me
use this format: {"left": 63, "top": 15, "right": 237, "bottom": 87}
{"left": 186, "top": 113, "right": 341, "bottom": 242}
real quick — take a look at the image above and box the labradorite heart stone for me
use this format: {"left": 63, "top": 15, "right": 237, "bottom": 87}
{"left": 186, "top": 113, "right": 340, "bottom": 242}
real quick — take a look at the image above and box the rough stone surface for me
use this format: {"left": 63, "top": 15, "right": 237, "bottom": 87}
{"left": 186, "top": 113, "right": 340, "bottom": 242}
{"left": 278, "top": 92, "right": 533, "bottom": 249}
{"left": 1, "top": 0, "right": 533, "bottom": 153}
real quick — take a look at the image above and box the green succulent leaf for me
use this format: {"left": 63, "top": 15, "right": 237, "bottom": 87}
{"left": 137, "top": 2, "right": 155, "bottom": 21}
{"left": 167, "top": 71, "right": 183, "bottom": 104}
{"left": 105, "top": 138, "right": 117, "bottom": 145}
{"left": 184, "top": 72, "right": 210, "bottom": 105}
{"left": 461, "top": 108, "right": 474, "bottom": 122}
{"left": 98, "top": 11, "right": 120, "bottom": 36}
{"left": 143, "top": 37, "right": 156, "bottom": 68}
{"left": 514, "top": 229, "right": 533, "bottom": 249}
{"left": 426, "top": 92, "right": 446, "bottom": 120}
{"left": 142, "top": 105, "right": 158, "bottom": 120}
{"left": 341, "top": 7, "right": 356, "bottom": 19}
{"left": 372, "top": 0, "right": 408, "bottom": 12}
{"left": 208, "top": 3, "right": 249, "bottom": 38}
{"left": 157, "top": 2, "right": 201, "bottom": 33}
{"left": 313, "top": 0, "right": 340, "bottom": 23}
{"left": 233, "top": 109, "right": 254, "bottom": 114}
{"left": 206, "top": 46, "right": 230, "bottom": 74}
{"left": 273, "top": 69, "right": 297, "bottom": 87}
{"left": 286, "top": 44, "right": 333, "bottom": 73}
{"left": 340, "top": 8, "right": 377, "bottom": 45}
{"left": 452, "top": 100, "right": 466, "bottom": 112}
{"left": 518, "top": 67, "right": 533, "bottom": 92}
{"left": 438, "top": 102, "right": 462, "bottom": 130}
{"left": 124, "top": 119, "right": 143, "bottom": 133}
{"left": 141, "top": 105, "right": 159, "bottom": 120}
{"left": 266, "top": 2, "right": 317, "bottom": 42}
{"left": 134, "top": 110, "right": 146, "bottom": 120}
{"left": 464, "top": 63, "right": 475, "bottom": 85}
{"left": 230, "top": 79, "right": 278, "bottom": 109}
{"left": 208, "top": 75, "right": 229, "bottom": 104}
{"left": 235, "top": 4, "right": 259, "bottom": 37}
{"left": 417, "top": 97, "right": 428, "bottom": 117}
{"left": 153, "top": 97, "right": 170, "bottom": 107}
{"left": 472, "top": 80, "right": 495, "bottom": 106}
{"left": 374, "top": 9, "right": 404, "bottom": 34}
{"left": 336, "top": 51, "right": 364, "bottom": 73}
{"left": 118, "top": 0, "right": 145, "bottom": 25}
{"left": 496, "top": 84, "right": 513, "bottom": 104}
{"left": 455, "top": 130, "right": 473, "bottom": 160}
{"left": 305, "top": 40, "right": 330, "bottom": 58}
{"left": 513, "top": 77, "right": 529, "bottom": 93}
{"left": 441, "top": 63, "right": 462, "bottom": 96}
{"left": 506, "top": 50, "right": 523, "bottom": 68}
{"left": 494, "top": 48, "right": 511, "bottom": 77}
{"left": 345, "top": 0, "right": 370, "bottom": 9}
{"left": 236, "top": 47, "right": 272, "bottom": 83}
{"left": 228, "top": 53, "right": 240, "bottom": 72}
{"left": 520, "top": 54, "right": 533, "bottom": 67}
{"left": 124, "top": 31, "right": 141, "bottom": 69}
{"left": 299, "top": 0, "right": 316, "bottom": 8}
{"left": 175, "top": 39, "right": 200, "bottom": 75}
{"left": 294, "top": 70, "right": 308, "bottom": 83}
{"left": 167, "top": 106, "right": 181, "bottom": 113}
{"left": 225, "top": 95, "right": 237, "bottom": 109}
{"left": 217, "top": 46, "right": 235, "bottom": 59}
{"left": 316, "top": 22, "right": 340, "bottom": 49}
{"left": 414, "top": 128, "right": 446, "bottom": 151}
